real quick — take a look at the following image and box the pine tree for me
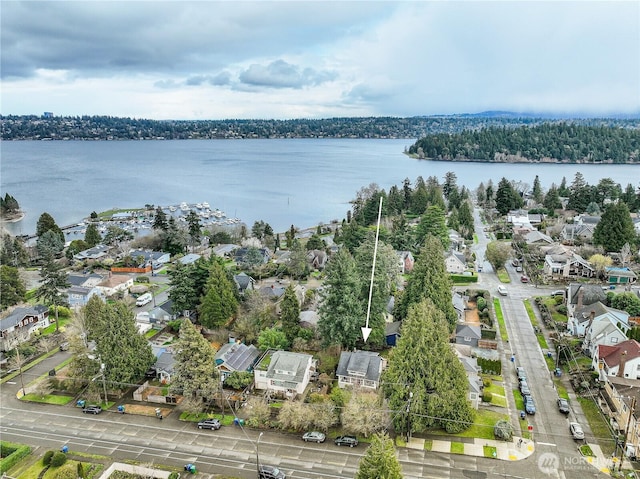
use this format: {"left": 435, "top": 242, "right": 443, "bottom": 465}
{"left": 35, "top": 256, "right": 70, "bottom": 332}
{"left": 280, "top": 285, "right": 300, "bottom": 342}
{"left": 355, "top": 432, "right": 403, "bottom": 479}
{"left": 171, "top": 318, "right": 218, "bottom": 401}
{"left": 84, "top": 223, "right": 102, "bottom": 247}
{"left": 532, "top": 175, "right": 543, "bottom": 203}
{"left": 416, "top": 205, "right": 449, "bottom": 249}
{"left": 318, "top": 248, "right": 364, "bottom": 349}
{"left": 383, "top": 299, "right": 474, "bottom": 435}
{"left": 199, "top": 261, "right": 238, "bottom": 329}
{"left": 153, "top": 207, "right": 168, "bottom": 231}
{"left": 593, "top": 202, "right": 637, "bottom": 252}
{"left": 396, "top": 235, "right": 456, "bottom": 329}
{"left": 1, "top": 265, "right": 26, "bottom": 310}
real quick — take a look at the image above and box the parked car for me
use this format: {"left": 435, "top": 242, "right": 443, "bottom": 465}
{"left": 82, "top": 405, "right": 102, "bottom": 414}
{"left": 516, "top": 266, "right": 523, "bottom": 273}
{"left": 523, "top": 395, "right": 536, "bottom": 415}
{"left": 334, "top": 435, "right": 358, "bottom": 447}
{"left": 497, "top": 285, "right": 508, "bottom": 296}
{"left": 551, "top": 290, "right": 565, "bottom": 298}
{"left": 570, "top": 422, "right": 584, "bottom": 440}
{"left": 59, "top": 341, "right": 70, "bottom": 351}
{"left": 258, "top": 465, "right": 286, "bottom": 479}
{"left": 557, "top": 398, "right": 570, "bottom": 415}
{"left": 520, "top": 275, "right": 529, "bottom": 283}
{"left": 197, "top": 419, "right": 221, "bottom": 430}
{"left": 302, "top": 431, "right": 326, "bottom": 443}
{"left": 516, "top": 367, "right": 527, "bottom": 382}
{"left": 520, "top": 381, "right": 531, "bottom": 396}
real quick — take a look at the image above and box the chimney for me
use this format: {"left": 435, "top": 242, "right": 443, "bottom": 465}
{"left": 587, "top": 310, "right": 596, "bottom": 332}
{"left": 618, "top": 351, "right": 628, "bottom": 378}
{"left": 577, "top": 288, "right": 584, "bottom": 310}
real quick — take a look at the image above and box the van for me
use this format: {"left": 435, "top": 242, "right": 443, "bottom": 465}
{"left": 136, "top": 292, "right": 152, "bottom": 306}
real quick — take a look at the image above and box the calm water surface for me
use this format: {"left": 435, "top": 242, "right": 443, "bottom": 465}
{"left": 1, "top": 139, "right": 638, "bottom": 235}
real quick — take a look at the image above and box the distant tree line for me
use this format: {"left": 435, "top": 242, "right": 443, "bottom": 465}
{"left": 0, "top": 193, "right": 20, "bottom": 216}
{"left": 409, "top": 123, "right": 640, "bottom": 163}
{"left": 2, "top": 114, "right": 638, "bottom": 142}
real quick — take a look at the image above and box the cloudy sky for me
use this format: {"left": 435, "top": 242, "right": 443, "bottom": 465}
{"left": 2, "top": 1, "right": 639, "bottom": 119}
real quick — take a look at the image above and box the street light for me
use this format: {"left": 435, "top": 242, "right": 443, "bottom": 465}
{"left": 255, "top": 432, "right": 264, "bottom": 479}
{"left": 406, "top": 392, "right": 414, "bottom": 442}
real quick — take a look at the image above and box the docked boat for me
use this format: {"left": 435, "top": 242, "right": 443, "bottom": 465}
{"left": 202, "top": 201, "right": 210, "bottom": 209}
{"left": 169, "top": 205, "right": 177, "bottom": 212}
{"left": 180, "top": 202, "right": 189, "bottom": 211}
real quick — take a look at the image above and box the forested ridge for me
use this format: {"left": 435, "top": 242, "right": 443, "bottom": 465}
{"left": 1, "top": 113, "right": 638, "bottom": 143}
{"left": 409, "top": 123, "right": 640, "bottom": 164}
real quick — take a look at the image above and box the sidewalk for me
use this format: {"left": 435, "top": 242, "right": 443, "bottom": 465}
{"left": 405, "top": 435, "right": 534, "bottom": 461}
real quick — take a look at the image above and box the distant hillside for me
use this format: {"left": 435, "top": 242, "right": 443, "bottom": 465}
{"left": 1, "top": 114, "right": 639, "bottom": 141}
{"left": 408, "top": 123, "right": 640, "bottom": 164}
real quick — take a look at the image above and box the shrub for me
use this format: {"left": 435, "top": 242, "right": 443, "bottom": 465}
{"left": 77, "top": 462, "right": 85, "bottom": 479}
{"left": 494, "top": 419, "right": 513, "bottom": 441}
{"left": 52, "top": 462, "right": 76, "bottom": 479}
{"left": 0, "top": 442, "right": 31, "bottom": 473}
{"left": 167, "top": 319, "right": 183, "bottom": 332}
{"left": 482, "top": 392, "right": 493, "bottom": 403}
{"left": 477, "top": 297, "right": 487, "bottom": 311}
{"left": 50, "top": 452, "right": 67, "bottom": 467}
{"left": 482, "top": 378, "right": 491, "bottom": 388}
{"left": 43, "top": 450, "right": 55, "bottom": 466}
{"left": 169, "top": 473, "right": 180, "bottom": 479}
{"left": 137, "top": 276, "right": 150, "bottom": 283}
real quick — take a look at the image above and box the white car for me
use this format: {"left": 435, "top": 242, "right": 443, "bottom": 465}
{"left": 497, "top": 285, "right": 508, "bottom": 296}
{"left": 569, "top": 422, "right": 584, "bottom": 440}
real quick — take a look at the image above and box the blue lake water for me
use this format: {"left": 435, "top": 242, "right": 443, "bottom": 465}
{"left": 1, "top": 139, "right": 638, "bottom": 236}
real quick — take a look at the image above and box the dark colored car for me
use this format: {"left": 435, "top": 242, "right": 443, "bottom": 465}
{"left": 258, "top": 465, "right": 286, "bottom": 479}
{"left": 523, "top": 395, "right": 536, "bottom": 415}
{"left": 557, "top": 398, "right": 570, "bottom": 414}
{"left": 519, "top": 380, "right": 531, "bottom": 396}
{"left": 197, "top": 419, "right": 221, "bottom": 430}
{"left": 82, "top": 405, "right": 102, "bottom": 414}
{"left": 334, "top": 435, "right": 358, "bottom": 447}
{"left": 516, "top": 367, "right": 527, "bottom": 382}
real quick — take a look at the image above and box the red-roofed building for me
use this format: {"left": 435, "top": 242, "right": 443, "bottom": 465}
{"left": 593, "top": 340, "right": 640, "bottom": 380}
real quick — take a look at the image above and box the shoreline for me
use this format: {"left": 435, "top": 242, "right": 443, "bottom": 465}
{"left": 0, "top": 211, "right": 25, "bottom": 224}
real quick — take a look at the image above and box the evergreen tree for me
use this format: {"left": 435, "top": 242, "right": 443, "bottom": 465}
{"left": 186, "top": 210, "right": 202, "bottom": 251}
{"left": 457, "top": 200, "right": 475, "bottom": 240}
{"left": 476, "top": 182, "right": 486, "bottom": 205}
{"left": 84, "top": 223, "right": 102, "bottom": 247}
{"left": 171, "top": 318, "right": 218, "bottom": 401}
{"left": 93, "top": 301, "right": 155, "bottom": 386}
{"left": 257, "top": 327, "right": 289, "bottom": 350}
{"left": 558, "top": 176, "right": 570, "bottom": 197}
{"left": 37, "top": 229, "right": 64, "bottom": 259}
{"left": 168, "top": 262, "right": 198, "bottom": 315}
{"left": 199, "top": 261, "right": 238, "bottom": 329}
{"left": 355, "top": 432, "right": 403, "bottom": 479}
{"left": 415, "top": 205, "right": 449, "bottom": 249}
{"left": 0, "top": 265, "right": 26, "bottom": 310}
{"left": 36, "top": 212, "right": 63, "bottom": 241}
{"left": 35, "top": 255, "right": 70, "bottom": 332}
{"left": 495, "top": 177, "right": 523, "bottom": 216}
{"left": 593, "top": 202, "right": 637, "bottom": 252}
{"left": 318, "top": 248, "right": 364, "bottom": 349}
{"left": 162, "top": 217, "right": 187, "bottom": 256}
{"left": 396, "top": 235, "right": 456, "bottom": 330}
{"left": 153, "top": 207, "right": 168, "bottom": 231}
{"left": 0, "top": 234, "right": 29, "bottom": 267}
{"left": 543, "top": 185, "right": 562, "bottom": 212}
{"left": 389, "top": 214, "right": 413, "bottom": 251}
{"left": 280, "top": 285, "right": 300, "bottom": 342}
{"left": 532, "top": 175, "right": 543, "bottom": 203}
{"left": 566, "top": 172, "right": 592, "bottom": 213}
{"left": 383, "top": 299, "right": 474, "bottom": 435}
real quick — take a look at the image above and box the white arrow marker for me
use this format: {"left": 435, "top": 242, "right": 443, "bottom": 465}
{"left": 362, "top": 196, "right": 383, "bottom": 342}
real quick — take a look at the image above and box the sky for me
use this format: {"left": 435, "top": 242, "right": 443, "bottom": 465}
{"left": 2, "top": 1, "right": 639, "bottom": 120}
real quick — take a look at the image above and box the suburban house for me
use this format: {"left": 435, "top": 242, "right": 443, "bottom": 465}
{"left": 385, "top": 321, "right": 402, "bottom": 346}
{"left": 606, "top": 267, "right": 637, "bottom": 285}
{"left": 148, "top": 301, "right": 176, "bottom": 323}
{"left": 67, "top": 285, "right": 103, "bottom": 308}
{"left": 597, "top": 376, "right": 640, "bottom": 460}
{"left": 506, "top": 209, "right": 531, "bottom": 227}
{"left": 396, "top": 251, "right": 415, "bottom": 274}
{"left": 455, "top": 324, "right": 482, "bottom": 348}
{"left": 73, "top": 244, "right": 111, "bottom": 261}
{"left": 177, "top": 253, "right": 201, "bottom": 265}
{"left": 523, "top": 230, "right": 553, "bottom": 246}
{"left": 452, "top": 292, "right": 466, "bottom": 322}
{"left": 458, "top": 354, "right": 482, "bottom": 410}
{"left": 258, "top": 284, "right": 285, "bottom": 300}
{"left": 569, "top": 302, "right": 631, "bottom": 338}
{"left": 583, "top": 320, "right": 629, "bottom": 358}
{"left": 234, "top": 247, "right": 271, "bottom": 266}
{"left": 154, "top": 350, "right": 175, "bottom": 383}
{"left": 444, "top": 251, "right": 466, "bottom": 274}
{"left": 567, "top": 284, "right": 608, "bottom": 326}
{"left": 96, "top": 274, "right": 134, "bottom": 297}
{"left": 253, "top": 350, "right": 314, "bottom": 397}
{"left": 215, "top": 341, "right": 261, "bottom": 381}
{"left": 543, "top": 253, "right": 594, "bottom": 280}
{"left": 561, "top": 223, "right": 596, "bottom": 243}
{"left": 233, "top": 272, "right": 257, "bottom": 296}
{"left": 68, "top": 273, "right": 105, "bottom": 288}
{"left": 0, "top": 305, "right": 50, "bottom": 351}
{"left": 128, "top": 249, "right": 171, "bottom": 268}
{"left": 593, "top": 340, "right": 640, "bottom": 380}
{"left": 307, "top": 250, "right": 328, "bottom": 270}
{"left": 299, "top": 310, "right": 319, "bottom": 328}
{"left": 336, "top": 350, "right": 385, "bottom": 390}
{"left": 212, "top": 243, "right": 240, "bottom": 258}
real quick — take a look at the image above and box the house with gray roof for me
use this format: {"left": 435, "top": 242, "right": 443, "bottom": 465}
{"left": 254, "top": 350, "right": 314, "bottom": 396}
{"left": 606, "top": 267, "right": 637, "bottom": 285}
{"left": 0, "top": 305, "right": 50, "bottom": 351}
{"left": 567, "top": 283, "right": 607, "bottom": 323}
{"left": 455, "top": 324, "right": 482, "bottom": 348}
{"left": 128, "top": 249, "right": 171, "bottom": 267}
{"left": 215, "top": 341, "right": 260, "bottom": 381}
{"left": 154, "top": 350, "right": 175, "bottom": 383}
{"left": 445, "top": 250, "right": 466, "bottom": 274}
{"left": 73, "top": 244, "right": 111, "bottom": 261}
{"left": 336, "top": 350, "right": 385, "bottom": 390}
{"left": 67, "top": 285, "right": 103, "bottom": 308}
{"left": 233, "top": 272, "right": 256, "bottom": 296}
{"left": 212, "top": 244, "right": 239, "bottom": 258}
{"left": 177, "top": 253, "right": 201, "bottom": 265}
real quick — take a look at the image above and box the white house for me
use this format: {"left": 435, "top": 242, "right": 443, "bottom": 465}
{"left": 96, "top": 274, "right": 134, "bottom": 297}
{"left": 336, "top": 350, "right": 385, "bottom": 390}
{"left": 583, "top": 320, "right": 629, "bottom": 358}
{"left": 569, "top": 301, "right": 630, "bottom": 338}
{"left": 593, "top": 340, "right": 640, "bottom": 380}
{"left": 253, "top": 350, "right": 314, "bottom": 397}
{"left": 444, "top": 251, "right": 466, "bottom": 274}
{"left": 0, "top": 305, "right": 50, "bottom": 351}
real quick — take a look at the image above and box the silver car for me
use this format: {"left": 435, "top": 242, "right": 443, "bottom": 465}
{"left": 570, "top": 422, "right": 584, "bottom": 440}
{"left": 302, "top": 431, "right": 326, "bottom": 443}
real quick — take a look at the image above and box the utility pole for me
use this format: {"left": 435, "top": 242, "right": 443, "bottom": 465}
{"left": 620, "top": 396, "right": 636, "bottom": 471}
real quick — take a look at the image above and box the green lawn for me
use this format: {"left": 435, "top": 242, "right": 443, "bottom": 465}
{"left": 450, "top": 442, "right": 464, "bottom": 454}
{"left": 484, "top": 445, "right": 497, "bottom": 458}
{"left": 20, "top": 394, "right": 75, "bottom": 405}
{"left": 523, "top": 299, "right": 549, "bottom": 350}
{"left": 578, "top": 397, "right": 615, "bottom": 455}
{"left": 493, "top": 299, "right": 508, "bottom": 342}
{"left": 429, "top": 409, "right": 509, "bottom": 440}
{"left": 496, "top": 268, "right": 510, "bottom": 283}
{"left": 483, "top": 380, "right": 507, "bottom": 407}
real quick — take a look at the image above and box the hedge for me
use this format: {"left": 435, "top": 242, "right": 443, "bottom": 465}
{"left": 0, "top": 441, "right": 32, "bottom": 473}
{"left": 450, "top": 274, "right": 479, "bottom": 284}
